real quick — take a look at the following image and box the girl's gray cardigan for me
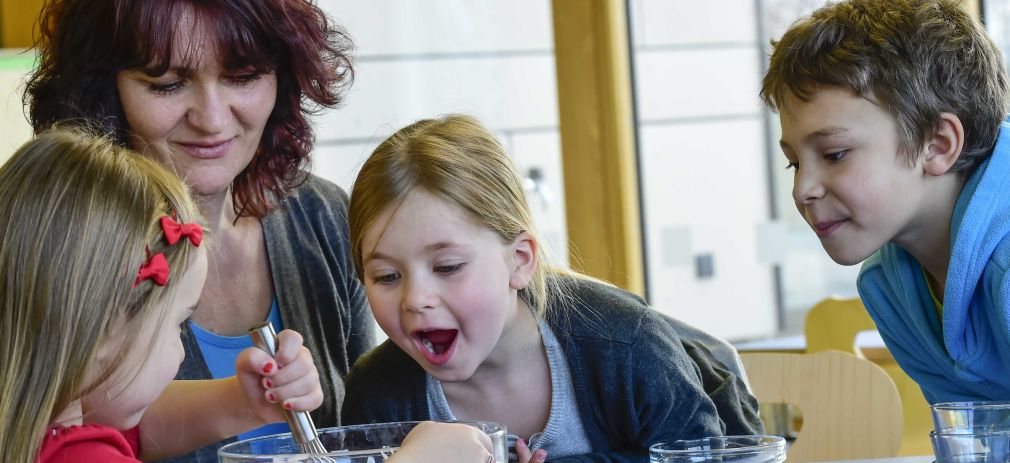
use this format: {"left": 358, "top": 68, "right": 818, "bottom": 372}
{"left": 342, "top": 276, "right": 761, "bottom": 463}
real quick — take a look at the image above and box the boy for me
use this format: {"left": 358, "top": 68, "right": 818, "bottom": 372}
{"left": 761, "top": 0, "right": 1010, "bottom": 402}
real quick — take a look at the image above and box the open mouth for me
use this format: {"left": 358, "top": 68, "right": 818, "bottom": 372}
{"left": 413, "top": 329, "right": 458, "bottom": 366}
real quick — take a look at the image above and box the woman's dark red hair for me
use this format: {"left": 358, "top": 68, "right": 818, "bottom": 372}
{"left": 25, "top": 0, "right": 354, "bottom": 218}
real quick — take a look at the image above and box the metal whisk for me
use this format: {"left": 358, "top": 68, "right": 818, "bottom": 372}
{"left": 248, "top": 322, "right": 330, "bottom": 456}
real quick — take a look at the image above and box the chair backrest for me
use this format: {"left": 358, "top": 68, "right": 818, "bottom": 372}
{"left": 804, "top": 297, "right": 876, "bottom": 354}
{"left": 803, "top": 297, "right": 934, "bottom": 456}
{"left": 741, "top": 351, "right": 903, "bottom": 463}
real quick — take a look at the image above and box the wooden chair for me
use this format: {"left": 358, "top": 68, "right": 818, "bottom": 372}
{"left": 804, "top": 297, "right": 934, "bottom": 456}
{"left": 741, "top": 351, "right": 903, "bottom": 463}
{"left": 804, "top": 297, "right": 876, "bottom": 354}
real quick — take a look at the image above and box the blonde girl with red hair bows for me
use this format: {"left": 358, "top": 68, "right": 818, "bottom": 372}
{"left": 0, "top": 129, "right": 323, "bottom": 463}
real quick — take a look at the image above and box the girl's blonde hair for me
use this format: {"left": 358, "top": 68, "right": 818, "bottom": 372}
{"left": 349, "top": 114, "right": 570, "bottom": 318}
{"left": 0, "top": 128, "right": 202, "bottom": 463}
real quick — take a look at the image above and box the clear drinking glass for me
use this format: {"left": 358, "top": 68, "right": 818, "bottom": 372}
{"left": 931, "top": 402, "right": 1010, "bottom": 434}
{"left": 930, "top": 430, "right": 1010, "bottom": 463}
{"left": 649, "top": 435, "right": 787, "bottom": 463}
{"left": 218, "top": 421, "right": 507, "bottom": 463}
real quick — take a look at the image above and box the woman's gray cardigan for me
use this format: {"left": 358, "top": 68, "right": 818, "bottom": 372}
{"left": 160, "top": 175, "right": 375, "bottom": 463}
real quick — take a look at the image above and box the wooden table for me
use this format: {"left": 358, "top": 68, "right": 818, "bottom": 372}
{"left": 855, "top": 330, "right": 896, "bottom": 364}
{"left": 733, "top": 334, "right": 806, "bottom": 353}
{"left": 734, "top": 331, "right": 898, "bottom": 366}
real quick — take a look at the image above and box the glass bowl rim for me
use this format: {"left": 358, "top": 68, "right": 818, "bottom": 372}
{"left": 930, "top": 429, "right": 1010, "bottom": 437}
{"left": 931, "top": 401, "right": 1010, "bottom": 411}
{"left": 217, "top": 420, "right": 506, "bottom": 459}
{"left": 649, "top": 435, "right": 786, "bottom": 457}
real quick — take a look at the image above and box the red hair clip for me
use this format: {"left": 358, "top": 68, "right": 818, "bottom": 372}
{"left": 134, "top": 251, "right": 169, "bottom": 287}
{"left": 133, "top": 215, "right": 200, "bottom": 288}
{"left": 160, "top": 216, "right": 202, "bottom": 246}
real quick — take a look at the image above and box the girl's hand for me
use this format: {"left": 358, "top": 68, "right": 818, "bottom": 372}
{"left": 235, "top": 329, "right": 323, "bottom": 424}
{"left": 390, "top": 421, "right": 494, "bottom": 463}
{"left": 517, "top": 438, "right": 548, "bottom": 463}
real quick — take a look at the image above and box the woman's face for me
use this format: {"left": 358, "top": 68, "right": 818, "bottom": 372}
{"left": 115, "top": 17, "right": 277, "bottom": 198}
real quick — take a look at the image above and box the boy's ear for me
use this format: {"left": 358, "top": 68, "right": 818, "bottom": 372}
{"left": 508, "top": 231, "right": 538, "bottom": 291}
{"left": 922, "top": 112, "right": 964, "bottom": 176}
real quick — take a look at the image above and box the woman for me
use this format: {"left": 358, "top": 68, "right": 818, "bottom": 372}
{"left": 24, "top": 1, "right": 488, "bottom": 461}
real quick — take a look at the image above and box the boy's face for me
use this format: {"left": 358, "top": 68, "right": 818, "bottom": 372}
{"left": 779, "top": 86, "right": 930, "bottom": 265}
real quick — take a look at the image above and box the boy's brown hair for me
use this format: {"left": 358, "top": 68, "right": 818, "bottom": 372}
{"left": 761, "top": 0, "right": 1008, "bottom": 174}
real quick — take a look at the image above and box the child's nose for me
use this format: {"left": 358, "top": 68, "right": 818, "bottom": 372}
{"left": 401, "top": 277, "right": 437, "bottom": 312}
{"left": 792, "top": 165, "right": 825, "bottom": 204}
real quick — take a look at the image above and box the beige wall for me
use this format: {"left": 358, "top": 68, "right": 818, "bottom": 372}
{"left": 0, "top": 51, "right": 33, "bottom": 165}
{"left": 0, "top": 0, "right": 42, "bottom": 165}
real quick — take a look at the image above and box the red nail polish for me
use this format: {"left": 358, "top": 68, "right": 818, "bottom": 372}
{"left": 262, "top": 363, "right": 274, "bottom": 374}
{"left": 267, "top": 392, "right": 276, "bottom": 402}
{"left": 283, "top": 402, "right": 293, "bottom": 410}
{"left": 264, "top": 379, "right": 273, "bottom": 388}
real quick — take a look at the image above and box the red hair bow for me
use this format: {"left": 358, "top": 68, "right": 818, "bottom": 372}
{"left": 134, "top": 252, "right": 169, "bottom": 287}
{"left": 161, "top": 216, "right": 203, "bottom": 246}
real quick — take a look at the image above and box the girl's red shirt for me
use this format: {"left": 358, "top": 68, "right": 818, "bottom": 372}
{"left": 37, "top": 424, "right": 140, "bottom": 462}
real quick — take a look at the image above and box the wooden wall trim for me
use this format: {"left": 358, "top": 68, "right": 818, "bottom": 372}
{"left": 0, "top": 0, "right": 43, "bottom": 48}
{"left": 551, "top": 0, "right": 644, "bottom": 295}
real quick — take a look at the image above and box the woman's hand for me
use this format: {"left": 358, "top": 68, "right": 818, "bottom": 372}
{"left": 235, "top": 329, "right": 323, "bottom": 424}
{"left": 390, "top": 421, "right": 494, "bottom": 463}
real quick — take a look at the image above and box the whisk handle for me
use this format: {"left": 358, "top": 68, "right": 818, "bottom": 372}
{"left": 248, "top": 322, "right": 322, "bottom": 447}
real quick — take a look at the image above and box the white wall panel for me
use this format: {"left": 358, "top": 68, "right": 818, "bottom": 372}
{"left": 508, "top": 130, "right": 568, "bottom": 266}
{"left": 323, "top": 0, "right": 553, "bottom": 56}
{"left": 631, "top": 0, "right": 757, "bottom": 46}
{"left": 639, "top": 119, "right": 776, "bottom": 341}
{"left": 308, "top": 142, "right": 372, "bottom": 192}
{"left": 634, "top": 48, "right": 762, "bottom": 121}
{"left": 315, "top": 55, "right": 558, "bottom": 142}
